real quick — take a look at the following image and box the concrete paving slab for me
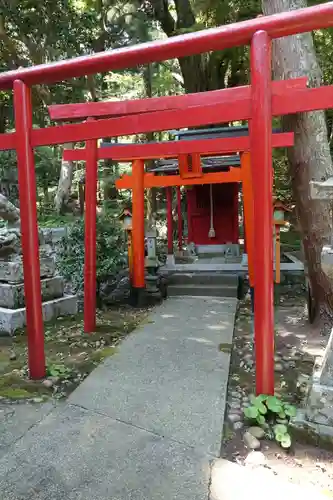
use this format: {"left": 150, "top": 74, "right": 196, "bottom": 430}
{"left": 0, "top": 401, "right": 56, "bottom": 459}
{"left": 70, "top": 297, "right": 237, "bottom": 456}
{"left": 0, "top": 404, "right": 211, "bottom": 500}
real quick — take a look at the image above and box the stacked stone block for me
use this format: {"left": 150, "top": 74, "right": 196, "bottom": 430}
{"left": 0, "top": 227, "right": 77, "bottom": 335}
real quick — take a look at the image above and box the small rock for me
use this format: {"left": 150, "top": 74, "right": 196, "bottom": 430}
{"left": 244, "top": 451, "right": 266, "bottom": 466}
{"left": 234, "top": 421, "right": 243, "bottom": 430}
{"left": 9, "top": 351, "right": 17, "bottom": 361}
{"left": 82, "top": 342, "right": 88, "bottom": 348}
{"left": 248, "top": 426, "right": 265, "bottom": 439}
{"left": 316, "top": 462, "right": 326, "bottom": 472}
{"left": 229, "top": 401, "right": 241, "bottom": 410}
{"left": 48, "top": 376, "right": 60, "bottom": 384}
{"left": 42, "top": 379, "right": 53, "bottom": 389}
{"left": 274, "top": 355, "right": 281, "bottom": 362}
{"left": 228, "top": 413, "right": 241, "bottom": 423}
{"left": 32, "top": 397, "right": 44, "bottom": 403}
{"left": 95, "top": 341, "right": 101, "bottom": 348}
{"left": 244, "top": 431, "right": 261, "bottom": 450}
{"left": 244, "top": 353, "right": 252, "bottom": 361}
{"left": 231, "top": 391, "right": 241, "bottom": 399}
{"left": 275, "top": 363, "right": 283, "bottom": 373}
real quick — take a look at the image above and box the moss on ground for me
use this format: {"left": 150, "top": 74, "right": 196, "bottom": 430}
{"left": 0, "top": 306, "right": 147, "bottom": 401}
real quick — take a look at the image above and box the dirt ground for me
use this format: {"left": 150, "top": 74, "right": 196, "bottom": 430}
{"left": 222, "top": 281, "right": 333, "bottom": 496}
{"left": 0, "top": 306, "right": 148, "bottom": 402}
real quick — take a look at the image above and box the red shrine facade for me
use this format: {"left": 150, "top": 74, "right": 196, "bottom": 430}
{"left": 154, "top": 127, "right": 243, "bottom": 249}
{"left": 186, "top": 182, "right": 239, "bottom": 246}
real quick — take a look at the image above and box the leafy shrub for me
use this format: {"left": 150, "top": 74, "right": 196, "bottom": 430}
{"left": 244, "top": 394, "right": 296, "bottom": 449}
{"left": 57, "top": 214, "right": 127, "bottom": 293}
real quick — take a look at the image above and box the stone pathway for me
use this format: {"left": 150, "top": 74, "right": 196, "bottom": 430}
{"left": 0, "top": 296, "right": 237, "bottom": 499}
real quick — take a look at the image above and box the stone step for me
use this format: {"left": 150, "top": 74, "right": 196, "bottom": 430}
{"left": 0, "top": 295, "right": 78, "bottom": 335}
{"left": 0, "top": 256, "right": 55, "bottom": 284}
{"left": 0, "top": 276, "right": 64, "bottom": 309}
{"left": 167, "top": 272, "right": 238, "bottom": 287}
{"left": 167, "top": 284, "right": 237, "bottom": 298}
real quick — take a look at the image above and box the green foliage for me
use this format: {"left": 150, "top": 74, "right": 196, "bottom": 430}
{"left": 46, "top": 363, "right": 72, "bottom": 379}
{"left": 244, "top": 394, "right": 297, "bottom": 449}
{"left": 57, "top": 213, "right": 127, "bottom": 293}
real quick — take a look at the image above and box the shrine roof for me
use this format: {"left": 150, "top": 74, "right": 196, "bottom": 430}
{"left": 100, "top": 125, "right": 283, "bottom": 173}
{"left": 150, "top": 155, "right": 240, "bottom": 173}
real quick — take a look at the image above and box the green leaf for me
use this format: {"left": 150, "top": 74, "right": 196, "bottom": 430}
{"left": 274, "top": 424, "right": 288, "bottom": 435}
{"left": 256, "top": 394, "right": 268, "bottom": 402}
{"left": 275, "top": 432, "right": 284, "bottom": 442}
{"left": 281, "top": 434, "right": 292, "bottom": 449}
{"left": 249, "top": 394, "right": 257, "bottom": 404}
{"left": 256, "top": 415, "right": 266, "bottom": 425}
{"left": 257, "top": 403, "right": 268, "bottom": 414}
{"left": 266, "top": 396, "right": 283, "bottom": 413}
{"left": 244, "top": 406, "right": 259, "bottom": 419}
{"left": 284, "top": 405, "right": 297, "bottom": 418}
{"left": 250, "top": 397, "right": 268, "bottom": 414}
{"left": 278, "top": 411, "right": 286, "bottom": 419}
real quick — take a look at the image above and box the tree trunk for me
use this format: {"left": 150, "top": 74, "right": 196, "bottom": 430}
{"left": 262, "top": 0, "right": 333, "bottom": 322}
{"left": 0, "top": 194, "right": 20, "bottom": 225}
{"left": 143, "top": 0, "right": 211, "bottom": 93}
{"left": 54, "top": 143, "right": 75, "bottom": 214}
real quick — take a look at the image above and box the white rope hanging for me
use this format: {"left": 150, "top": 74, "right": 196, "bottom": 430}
{"left": 208, "top": 184, "right": 216, "bottom": 238}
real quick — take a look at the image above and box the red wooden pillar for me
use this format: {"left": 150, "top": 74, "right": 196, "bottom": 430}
{"left": 84, "top": 118, "right": 98, "bottom": 333}
{"left": 177, "top": 186, "right": 182, "bottom": 250}
{"left": 250, "top": 31, "right": 275, "bottom": 395}
{"left": 166, "top": 187, "right": 173, "bottom": 255}
{"left": 13, "top": 80, "right": 45, "bottom": 379}
{"left": 132, "top": 159, "right": 145, "bottom": 303}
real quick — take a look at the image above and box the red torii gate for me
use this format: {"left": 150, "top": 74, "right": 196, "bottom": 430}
{"left": 0, "top": 2, "right": 332, "bottom": 396}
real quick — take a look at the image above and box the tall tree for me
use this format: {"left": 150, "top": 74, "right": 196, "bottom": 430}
{"left": 140, "top": 0, "right": 257, "bottom": 93}
{"left": 261, "top": 0, "right": 333, "bottom": 323}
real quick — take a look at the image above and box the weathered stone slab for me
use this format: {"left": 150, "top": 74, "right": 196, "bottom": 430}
{"left": 0, "top": 276, "right": 64, "bottom": 309}
{"left": 0, "top": 405, "right": 210, "bottom": 500}
{"left": 70, "top": 297, "right": 237, "bottom": 456}
{"left": 306, "top": 328, "right": 333, "bottom": 426}
{"left": 0, "top": 401, "right": 56, "bottom": 460}
{"left": 0, "top": 295, "right": 78, "bottom": 335}
{"left": 0, "top": 256, "right": 55, "bottom": 283}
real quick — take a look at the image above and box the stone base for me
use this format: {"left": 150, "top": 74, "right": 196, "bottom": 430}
{"left": 306, "top": 382, "right": 333, "bottom": 426}
{"left": 0, "top": 276, "right": 64, "bottom": 309}
{"left": 166, "top": 254, "right": 175, "bottom": 267}
{"left": 0, "top": 257, "right": 55, "bottom": 283}
{"left": 305, "top": 327, "right": 333, "bottom": 426}
{"left": 291, "top": 409, "right": 333, "bottom": 450}
{"left": 0, "top": 295, "right": 78, "bottom": 335}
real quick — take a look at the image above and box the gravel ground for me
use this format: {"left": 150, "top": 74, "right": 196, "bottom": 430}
{"left": 221, "top": 289, "right": 333, "bottom": 496}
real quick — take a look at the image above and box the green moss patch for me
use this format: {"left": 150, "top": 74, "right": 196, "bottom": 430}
{"left": 0, "top": 305, "right": 148, "bottom": 402}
